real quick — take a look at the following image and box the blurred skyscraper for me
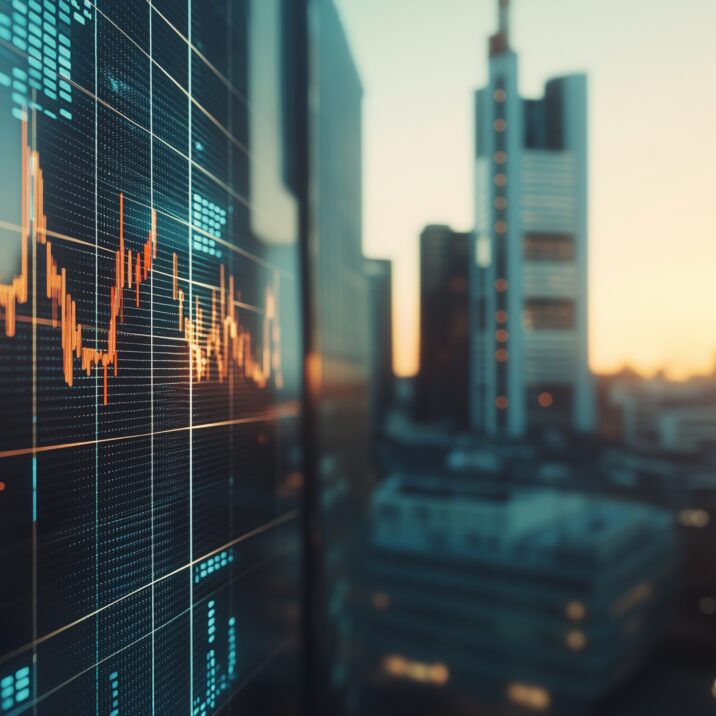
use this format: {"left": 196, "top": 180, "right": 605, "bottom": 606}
{"left": 471, "top": 0, "right": 594, "bottom": 437}
{"left": 306, "top": 0, "right": 373, "bottom": 711}
{"left": 416, "top": 225, "right": 471, "bottom": 428}
{"left": 366, "top": 258, "right": 395, "bottom": 430}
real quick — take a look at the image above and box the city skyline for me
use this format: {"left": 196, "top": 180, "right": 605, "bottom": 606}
{"left": 337, "top": 0, "right": 716, "bottom": 380}
{"left": 2, "top": 3, "right": 713, "bottom": 715}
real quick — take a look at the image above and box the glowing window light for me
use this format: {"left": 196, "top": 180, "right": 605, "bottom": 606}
{"left": 381, "top": 655, "right": 450, "bottom": 686}
{"left": 566, "top": 629, "right": 586, "bottom": 651}
{"left": 565, "top": 601, "right": 586, "bottom": 621}
{"left": 506, "top": 682, "right": 551, "bottom": 711}
{"left": 678, "top": 509, "right": 710, "bottom": 528}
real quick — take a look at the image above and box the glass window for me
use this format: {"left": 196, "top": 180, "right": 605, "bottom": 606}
{"left": 523, "top": 232, "right": 575, "bottom": 261}
{"left": 524, "top": 299, "right": 575, "bottom": 329}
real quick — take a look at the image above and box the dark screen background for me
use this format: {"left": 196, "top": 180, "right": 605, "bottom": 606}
{"left": 0, "top": 1, "right": 305, "bottom": 714}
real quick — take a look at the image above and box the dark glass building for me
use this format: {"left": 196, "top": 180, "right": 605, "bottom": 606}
{"left": 416, "top": 225, "right": 471, "bottom": 429}
{"left": 305, "top": 0, "right": 373, "bottom": 711}
{"left": 366, "top": 257, "right": 394, "bottom": 430}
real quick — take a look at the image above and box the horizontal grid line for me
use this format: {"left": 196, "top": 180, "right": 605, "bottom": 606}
{"left": 90, "top": 2, "right": 260, "bottom": 166}
{"left": 0, "top": 509, "right": 298, "bottom": 668}
{"left": 5, "top": 547, "right": 296, "bottom": 715}
{"left": 0, "top": 403, "right": 299, "bottom": 459}
{"left": 146, "top": 0, "right": 254, "bottom": 112}
{"left": 0, "top": 37, "right": 291, "bottom": 238}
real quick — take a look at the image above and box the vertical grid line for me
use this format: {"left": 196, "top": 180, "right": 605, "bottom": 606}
{"left": 149, "top": 3, "right": 156, "bottom": 713}
{"left": 93, "top": 9, "right": 100, "bottom": 715}
{"left": 187, "top": 1, "right": 194, "bottom": 713}
{"left": 30, "top": 98, "right": 38, "bottom": 716}
{"left": 226, "top": 0, "right": 235, "bottom": 615}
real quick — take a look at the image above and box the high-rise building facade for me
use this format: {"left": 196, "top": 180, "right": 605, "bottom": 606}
{"left": 417, "top": 225, "right": 471, "bottom": 428}
{"left": 306, "top": 0, "right": 373, "bottom": 711}
{"left": 471, "top": 0, "right": 594, "bottom": 437}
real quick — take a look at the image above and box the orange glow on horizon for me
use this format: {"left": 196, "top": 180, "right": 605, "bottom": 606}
{"left": 351, "top": 0, "right": 716, "bottom": 386}
{"left": 391, "top": 305, "right": 716, "bottom": 381}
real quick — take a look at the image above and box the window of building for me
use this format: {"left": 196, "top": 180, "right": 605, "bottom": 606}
{"left": 523, "top": 299, "right": 575, "bottom": 330}
{"left": 523, "top": 233, "right": 575, "bottom": 261}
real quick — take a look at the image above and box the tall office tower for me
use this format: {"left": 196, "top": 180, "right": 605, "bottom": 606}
{"left": 471, "top": 0, "right": 594, "bottom": 437}
{"left": 366, "top": 258, "right": 395, "bottom": 429}
{"left": 416, "top": 225, "right": 471, "bottom": 428}
{"left": 307, "top": 0, "right": 373, "bottom": 711}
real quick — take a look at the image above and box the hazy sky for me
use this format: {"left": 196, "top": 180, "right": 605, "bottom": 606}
{"left": 335, "top": 0, "right": 716, "bottom": 378}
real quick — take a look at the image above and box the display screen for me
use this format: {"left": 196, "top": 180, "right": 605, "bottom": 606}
{"left": 0, "top": 1, "right": 304, "bottom": 713}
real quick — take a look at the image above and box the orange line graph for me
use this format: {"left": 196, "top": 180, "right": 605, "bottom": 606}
{"left": 0, "top": 119, "right": 284, "bottom": 404}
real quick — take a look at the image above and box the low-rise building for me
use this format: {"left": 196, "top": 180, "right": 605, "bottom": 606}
{"left": 361, "top": 474, "right": 678, "bottom": 714}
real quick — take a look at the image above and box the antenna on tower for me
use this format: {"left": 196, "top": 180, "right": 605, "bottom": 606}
{"left": 490, "top": 0, "right": 511, "bottom": 56}
{"left": 499, "top": 0, "right": 510, "bottom": 42}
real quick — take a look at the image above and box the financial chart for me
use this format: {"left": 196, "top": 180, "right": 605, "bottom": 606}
{"left": 0, "top": 1, "right": 304, "bottom": 713}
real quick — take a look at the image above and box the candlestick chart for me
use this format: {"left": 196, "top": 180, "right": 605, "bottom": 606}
{"left": 0, "top": 1, "right": 304, "bottom": 714}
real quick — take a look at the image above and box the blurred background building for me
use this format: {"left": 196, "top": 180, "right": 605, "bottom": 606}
{"left": 601, "top": 367, "right": 716, "bottom": 456}
{"left": 361, "top": 473, "right": 677, "bottom": 715}
{"left": 470, "top": 0, "right": 594, "bottom": 437}
{"left": 416, "top": 225, "right": 471, "bottom": 429}
{"left": 307, "top": 0, "right": 374, "bottom": 710}
{"left": 344, "top": 2, "right": 716, "bottom": 714}
{"left": 366, "top": 257, "right": 395, "bottom": 433}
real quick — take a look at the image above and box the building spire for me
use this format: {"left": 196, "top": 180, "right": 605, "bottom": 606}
{"left": 499, "top": 0, "right": 510, "bottom": 42}
{"left": 490, "top": 0, "right": 511, "bottom": 55}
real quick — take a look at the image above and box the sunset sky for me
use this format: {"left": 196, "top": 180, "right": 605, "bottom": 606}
{"left": 336, "top": 0, "right": 716, "bottom": 379}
